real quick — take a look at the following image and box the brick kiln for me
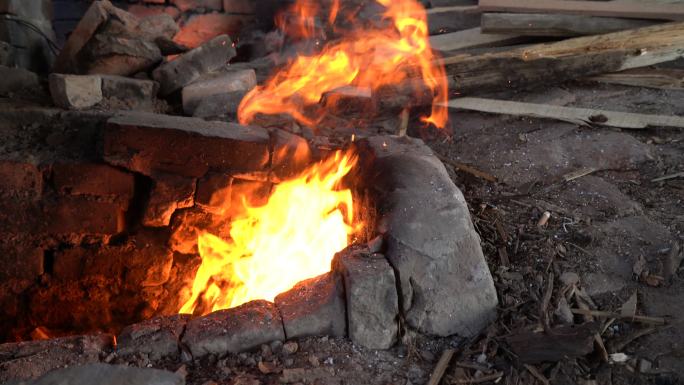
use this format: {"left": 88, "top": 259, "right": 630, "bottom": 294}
{"left": 0, "top": 0, "right": 497, "bottom": 382}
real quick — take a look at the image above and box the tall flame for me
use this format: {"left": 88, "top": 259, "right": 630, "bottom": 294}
{"left": 179, "top": 151, "right": 357, "bottom": 315}
{"left": 238, "top": 0, "right": 448, "bottom": 128}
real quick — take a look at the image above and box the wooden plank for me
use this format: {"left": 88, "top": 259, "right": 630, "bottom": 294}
{"left": 429, "top": 27, "right": 523, "bottom": 52}
{"left": 481, "top": 13, "right": 659, "bottom": 37}
{"left": 442, "top": 97, "right": 684, "bottom": 129}
{"left": 587, "top": 68, "right": 684, "bottom": 90}
{"left": 478, "top": 0, "right": 684, "bottom": 21}
{"left": 427, "top": 6, "right": 480, "bottom": 35}
{"left": 439, "top": 22, "right": 684, "bottom": 94}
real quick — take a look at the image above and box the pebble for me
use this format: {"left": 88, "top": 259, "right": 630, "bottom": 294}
{"left": 261, "top": 344, "right": 273, "bottom": 359}
{"left": 258, "top": 360, "right": 280, "bottom": 374}
{"left": 308, "top": 354, "right": 320, "bottom": 367}
{"left": 270, "top": 340, "right": 284, "bottom": 354}
{"left": 283, "top": 341, "right": 299, "bottom": 355}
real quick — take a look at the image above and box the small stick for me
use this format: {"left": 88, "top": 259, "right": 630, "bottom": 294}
{"left": 651, "top": 171, "right": 684, "bottom": 182}
{"left": 540, "top": 273, "right": 555, "bottom": 333}
{"left": 570, "top": 309, "right": 667, "bottom": 325}
{"left": 428, "top": 349, "right": 456, "bottom": 385}
{"left": 563, "top": 167, "right": 598, "bottom": 182}
{"left": 537, "top": 211, "right": 551, "bottom": 227}
{"left": 524, "top": 364, "right": 550, "bottom": 385}
{"left": 452, "top": 371, "right": 504, "bottom": 384}
{"left": 436, "top": 155, "right": 499, "bottom": 183}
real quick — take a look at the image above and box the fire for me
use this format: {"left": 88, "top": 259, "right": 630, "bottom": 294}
{"left": 179, "top": 150, "right": 358, "bottom": 315}
{"left": 238, "top": 0, "right": 448, "bottom": 129}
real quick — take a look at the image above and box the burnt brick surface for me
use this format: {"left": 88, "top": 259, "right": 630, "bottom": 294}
{"left": 0, "top": 238, "right": 44, "bottom": 281}
{"left": 143, "top": 173, "right": 196, "bottom": 227}
{"left": 275, "top": 272, "right": 346, "bottom": 339}
{"left": 104, "top": 112, "right": 270, "bottom": 178}
{"left": 0, "top": 160, "right": 43, "bottom": 199}
{"left": 182, "top": 300, "right": 284, "bottom": 357}
{"left": 52, "top": 162, "right": 135, "bottom": 202}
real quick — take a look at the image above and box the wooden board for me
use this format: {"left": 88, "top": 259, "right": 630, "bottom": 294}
{"left": 478, "top": 0, "right": 684, "bottom": 21}
{"left": 587, "top": 68, "right": 684, "bottom": 89}
{"left": 429, "top": 27, "right": 523, "bottom": 52}
{"left": 439, "top": 21, "right": 684, "bottom": 94}
{"left": 443, "top": 97, "right": 684, "bottom": 129}
{"left": 426, "top": 6, "right": 480, "bottom": 35}
{"left": 481, "top": 13, "right": 659, "bottom": 37}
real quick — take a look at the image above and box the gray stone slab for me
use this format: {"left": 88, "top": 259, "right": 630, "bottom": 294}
{"left": 275, "top": 272, "right": 346, "bottom": 339}
{"left": 354, "top": 135, "right": 498, "bottom": 337}
{"left": 332, "top": 249, "right": 398, "bottom": 349}
{"left": 117, "top": 314, "right": 190, "bottom": 361}
{"left": 182, "top": 300, "right": 285, "bottom": 358}
{"left": 24, "top": 363, "right": 184, "bottom": 385}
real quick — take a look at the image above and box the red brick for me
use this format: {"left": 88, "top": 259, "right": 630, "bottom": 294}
{"left": 223, "top": 0, "right": 255, "bottom": 14}
{"left": 170, "top": 0, "right": 222, "bottom": 12}
{"left": 0, "top": 160, "right": 43, "bottom": 198}
{"left": 45, "top": 196, "right": 126, "bottom": 235}
{"left": 0, "top": 238, "right": 44, "bottom": 280}
{"left": 52, "top": 162, "right": 135, "bottom": 202}
{"left": 127, "top": 5, "right": 181, "bottom": 20}
{"left": 174, "top": 13, "right": 252, "bottom": 48}
{"left": 195, "top": 172, "right": 232, "bottom": 212}
{"left": 104, "top": 112, "right": 270, "bottom": 178}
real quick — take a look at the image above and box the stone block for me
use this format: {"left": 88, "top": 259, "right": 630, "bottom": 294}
{"left": 170, "top": 0, "right": 223, "bottom": 12}
{"left": 78, "top": 34, "right": 162, "bottom": 76}
{"left": 332, "top": 249, "right": 398, "bottom": 349}
{"left": 49, "top": 74, "right": 102, "bottom": 109}
{"left": 153, "top": 34, "right": 235, "bottom": 96}
{"left": 354, "top": 136, "right": 498, "bottom": 337}
{"left": 143, "top": 173, "right": 196, "bottom": 227}
{"left": 0, "top": 159, "right": 43, "bottom": 198}
{"left": 19, "top": 363, "right": 184, "bottom": 385}
{"left": 173, "top": 14, "right": 251, "bottom": 49}
{"left": 117, "top": 314, "right": 190, "bottom": 361}
{"left": 0, "top": 333, "right": 114, "bottom": 383}
{"left": 104, "top": 112, "right": 270, "bottom": 177}
{"left": 0, "top": 238, "right": 43, "bottom": 280}
{"left": 275, "top": 272, "right": 346, "bottom": 339}
{"left": 101, "top": 75, "right": 159, "bottom": 111}
{"left": 52, "top": 162, "right": 135, "bottom": 202}
{"left": 192, "top": 90, "right": 245, "bottom": 120}
{"left": 182, "top": 69, "right": 256, "bottom": 115}
{"left": 182, "top": 300, "right": 285, "bottom": 357}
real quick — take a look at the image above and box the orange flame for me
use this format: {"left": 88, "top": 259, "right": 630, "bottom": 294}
{"left": 238, "top": 0, "right": 448, "bottom": 128}
{"left": 179, "top": 150, "right": 358, "bottom": 315}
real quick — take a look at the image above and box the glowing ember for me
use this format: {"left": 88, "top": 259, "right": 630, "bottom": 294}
{"left": 237, "top": 0, "right": 448, "bottom": 128}
{"left": 179, "top": 151, "right": 358, "bottom": 315}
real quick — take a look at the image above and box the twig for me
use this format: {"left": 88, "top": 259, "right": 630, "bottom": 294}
{"left": 452, "top": 371, "right": 504, "bottom": 384}
{"left": 651, "top": 171, "right": 684, "bottom": 182}
{"left": 563, "top": 167, "right": 598, "bottom": 182}
{"left": 609, "top": 327, "right": 659, "bottom": 353}
{"left": 428, "top": 349, "right": 456, "bottom": 385}
{"left": 570, "top": 309, "right": 667, "bottom": 325}
{"left": 594, "top": 334, "right": 609, "bottom": 362}
{"left": 540, "top": 273, "right": 555, "bottom": 334}
{"left": 523, "top": 364, "right": 550, "bottom": 385}
{"left": 437, "top": 154, "right": 499, "bottom": 183}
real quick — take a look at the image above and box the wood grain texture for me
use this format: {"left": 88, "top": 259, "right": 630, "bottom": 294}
{"left": 439, "top": 22, "right": 684, "bottom": 94}
{"left": 429, "top": 27, "right": 523, "bottom": 52}
{"left": 479, "top": 0, "right": 684, "bottom": 21}
{"left": 443, "top": 97, "right": 684, "bottom": 129}
{"left": 481, "top": 13, "right": 658, "bottom": 37}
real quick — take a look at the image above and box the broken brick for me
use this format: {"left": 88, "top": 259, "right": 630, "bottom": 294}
{"left": 52, "top": 162, "right": 135, "bottom": 202}
{"left": 170, "top": 0, "right": 222, "bottom": 12}
{"left": 182, "top": 69, "right": 256, "bottom": 115}
{"left": 143, "top": 173, "right": 196, "bottom": 227}
{"left": 0, "top": 159, "right": 43, "bottom": 198}
{"left": 44, "top": 196, "right": 126, "bottom": 235}
{"left": 77, "top": 34, "right": 162, "bottom": 76}
{"left": 173, "top": 14, "right": 250, "bottom": 49}
{"left": 104, "top": 112, "right": 270, "bottom": 178}
{"left": 49, "top": 74, "right": 103, "bottom": 109}
{"left": 117, "top": 314, "right": 190, "bottom": 361}
{"left": 0, "top": 238, "right": 44, "bottom": 281}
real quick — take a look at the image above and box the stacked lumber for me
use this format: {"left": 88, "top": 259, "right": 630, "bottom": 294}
{"left": 425, "top": 0, "right": 684, "bottom": 124}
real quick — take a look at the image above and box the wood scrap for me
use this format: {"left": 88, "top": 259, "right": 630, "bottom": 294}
{"left": 588, "top": 68, "right": 684, "bottom": 90}
{"left": 481, "top": 13, "right": 658, "bottom": 37}
{"left": 437, "top": 154, "right": 499, "bottom": 182}
{"left": 429, "top": 27, "right": 524, "bottom": 52}
{"left": 443, "top": 97, "right": 684, "bottom": 130}
{"left": 427, "top": 348, "right": 455, "bottom": 385}
{"left": 570, "top": 309, "right": 667, "bottom": 325}
{"left": 505, "top": 322, "right": 599, "bottom": 363}
{"left": 524, "top": 364, "right": 550, "bottom": 385}
{"left": 438, "top": 22, "right": 684, "bottom": 94}
{"left": 478, "top": 0, "right": 684, "bottom": 21}
{"left": 426, "top": 6, "right": 481, "bottom": 35}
